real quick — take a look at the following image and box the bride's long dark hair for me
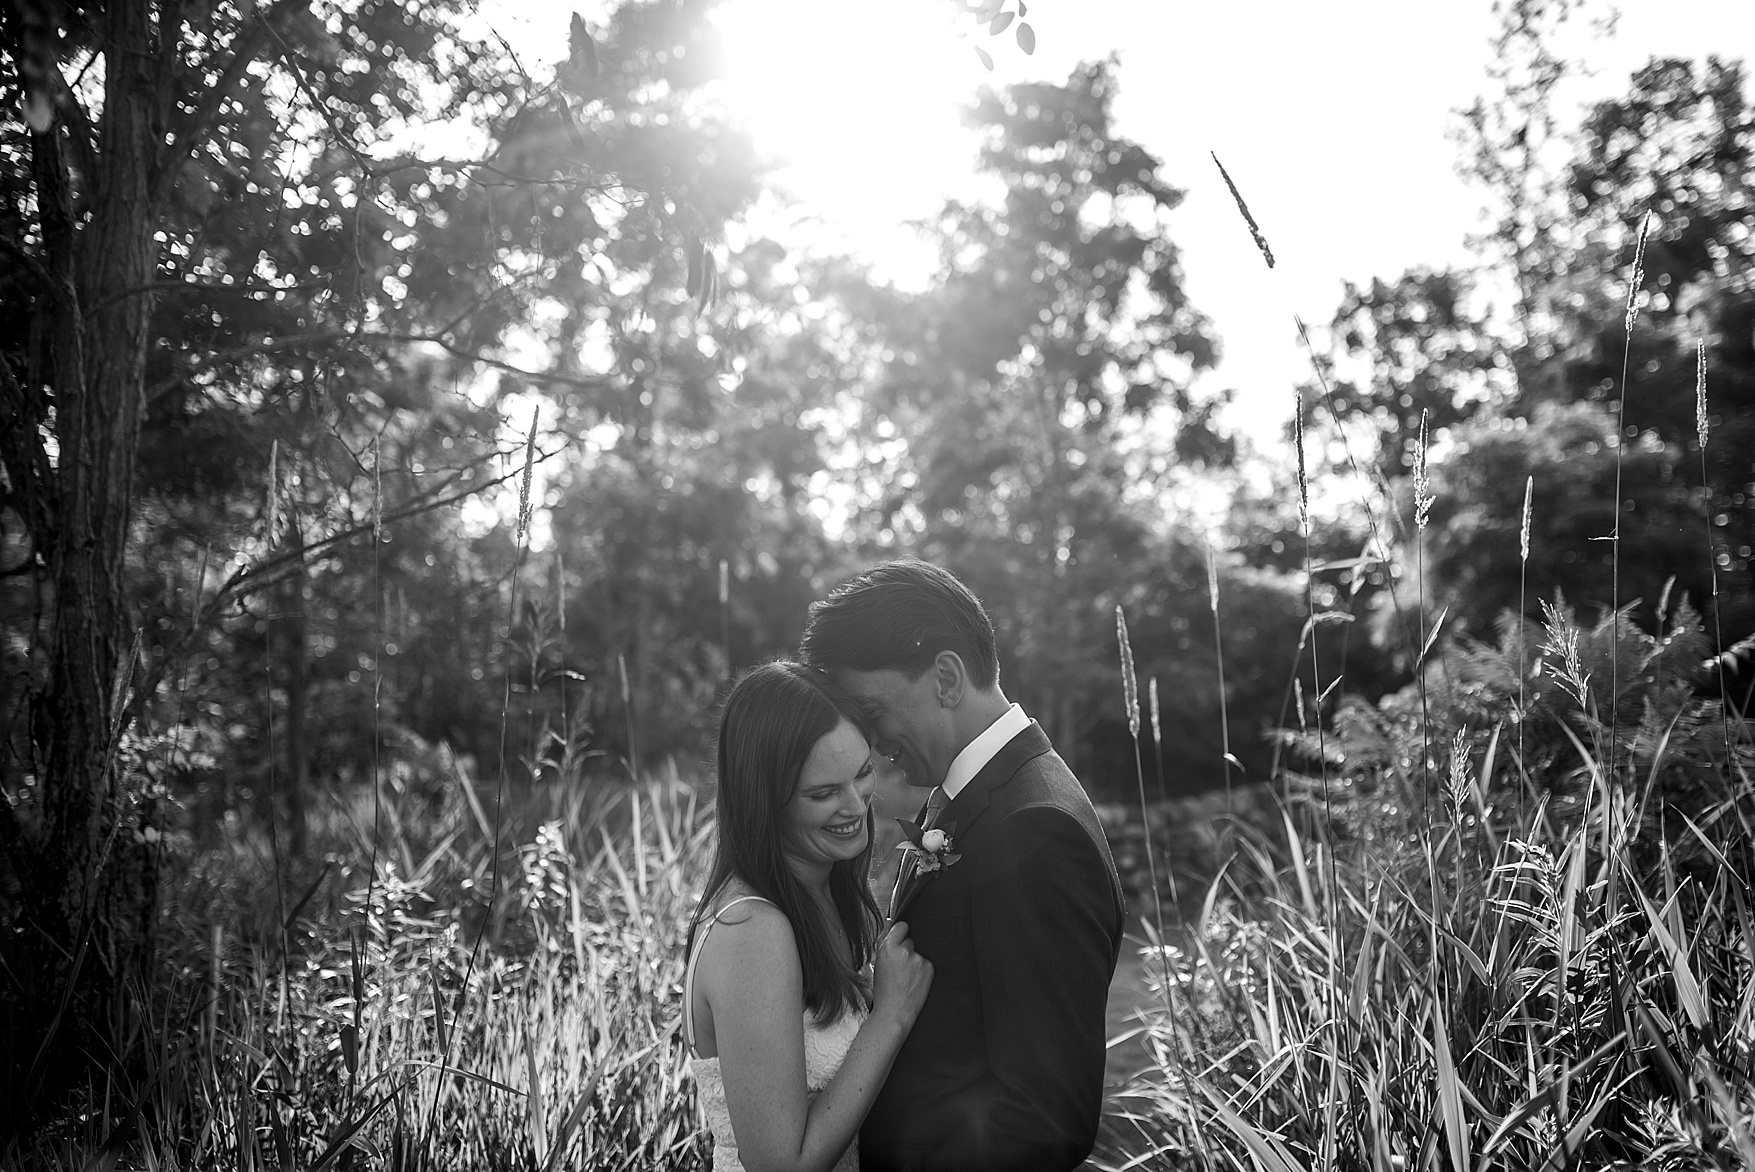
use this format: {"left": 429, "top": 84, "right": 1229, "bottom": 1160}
{"left": 687, "top": 661, "right": 882, "bottom": 1023}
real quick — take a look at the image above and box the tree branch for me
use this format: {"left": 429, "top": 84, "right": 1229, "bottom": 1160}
{"left": 146, "top": 329, "right": 618, "bottom": 406}
{"left": 151, "top": 0, "right": 314, "bottom": 211}
{"left": 0, "top": 238, "right": 59, "bottom": 303}
{"left": 132, "top": 452, "right": 555, "bottom": 705}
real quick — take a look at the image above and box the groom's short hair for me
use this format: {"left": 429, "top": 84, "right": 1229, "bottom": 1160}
{"left": 800, "top": 559, "right": 1000, "bottom": 689}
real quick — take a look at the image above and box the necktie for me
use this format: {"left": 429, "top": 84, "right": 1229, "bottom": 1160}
{"left": 921, "top": 785, "right": 950, "bottom": 828}
{"left": 892, "top": 786, "right": 950, "bottom": 918}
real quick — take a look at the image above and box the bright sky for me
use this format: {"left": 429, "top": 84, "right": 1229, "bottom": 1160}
{"left": 493, "top": 0, "right": 1755, "bottom": 451}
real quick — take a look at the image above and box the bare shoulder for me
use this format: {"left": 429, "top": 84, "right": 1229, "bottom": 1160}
{"left": 698, "top": 890, "right": 798, "bottom": 982}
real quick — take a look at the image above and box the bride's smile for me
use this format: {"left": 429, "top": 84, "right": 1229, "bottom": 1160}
{"left": 784, "top": 720, "right": 881, "bottom": 870}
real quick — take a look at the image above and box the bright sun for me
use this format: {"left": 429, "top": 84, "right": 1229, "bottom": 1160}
{"left": 711, "top": 0, "right": 991, "bottom": 276}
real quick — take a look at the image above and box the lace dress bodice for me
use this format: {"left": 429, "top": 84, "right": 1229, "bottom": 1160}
{"left": 684, "top": 896, "right": 865, "bottom": 1172}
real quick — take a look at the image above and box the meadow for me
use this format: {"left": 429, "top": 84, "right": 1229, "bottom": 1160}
{"left": 12, "top": 575, "right": 1754, "bottom": 1170}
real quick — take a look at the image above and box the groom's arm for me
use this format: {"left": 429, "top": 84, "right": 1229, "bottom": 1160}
{"left": 945, "top": 802, "right": 1119, "bottom": 1172}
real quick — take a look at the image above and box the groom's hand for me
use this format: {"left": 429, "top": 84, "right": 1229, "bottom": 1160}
{"left": 872, "top": 921, "right": 933, "bottom": 1030}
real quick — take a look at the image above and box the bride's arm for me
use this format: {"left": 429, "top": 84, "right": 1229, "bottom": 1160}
{"left": 701, "top": 905, "right": 931, "bottom": 1172}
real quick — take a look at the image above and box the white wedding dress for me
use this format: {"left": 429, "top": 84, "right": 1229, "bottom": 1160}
{"left": 684, "top": 895, "right": 864, "bottom": 1172}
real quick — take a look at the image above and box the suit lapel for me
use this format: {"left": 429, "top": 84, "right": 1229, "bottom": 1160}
{"left": 890, "top": 722, "right": 1054, "bottom": 920}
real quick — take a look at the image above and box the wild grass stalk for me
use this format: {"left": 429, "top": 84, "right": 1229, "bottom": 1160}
{"left": 425, "top": 409, "right": 543, "bottom": 1154}
{"left": 556, "top": 550, "right": 570, "bottom": 739}
{"left": 1411, "top": 410, "right": 1437, "bottom": 834}
{"left": 1204, "top": 533, "right": 1236, "bottom": 818}
{"left": 1115, "top": 607, "right": 1206, "bottom": 1163}
{"left": 1696, "top": 339, "right": 1734, "bottom": 769}
{"left": 618, "top": 651, "right": 640, "bottom": 778}
{"left": 1518, "top": 473, "right": 1533, "bottom": 820}
{"left": 1608, "top": 209, "right": 1652, "bottom": 786}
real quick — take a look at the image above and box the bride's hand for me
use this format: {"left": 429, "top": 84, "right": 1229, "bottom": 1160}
{"left": 872, "top": 920, "right": 933, "bottom": 1027}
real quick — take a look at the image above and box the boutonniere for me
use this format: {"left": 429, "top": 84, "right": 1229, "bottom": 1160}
{"left": 896, "top": 819, "right": 961, "bottom": 874}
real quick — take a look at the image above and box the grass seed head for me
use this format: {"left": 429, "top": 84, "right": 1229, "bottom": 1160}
{"left": 1625, "top": 209, "right": 1652, "bottom": 335}
{"left": 1413, "top": 410, "right": 1434, "bottom": 532}
{"left": 1115, "top": 606, "right": 1140, "bottom": 739}
{"left": 1293, "top": 387, "right": 1310, "bottom": 532}
{"left": 516, "top": 408, "right": 539, "bottom": 542}
{"left": 1148, "top": 675, "right": 1162, "bottom": 748}
{"left": 1211, "top": 152, "right": 1275, "bottom": 269}
{"left": 372, "top": 437, "right": 382, "bottom": 543}
{"left": 1520, "top": 475, "right": 1533, "bottom": 563}
{"left": 1446, "top": 728, "right": 1473, "bottom": 820}
{"left": 264, "top": 439, "right": 280, "bottom": 548}
{"left": 1205, "top": 531, "right": 1220, "bottom": 615}
{"left": 1695, "top": 338, "right": 1708, "bottom": 452}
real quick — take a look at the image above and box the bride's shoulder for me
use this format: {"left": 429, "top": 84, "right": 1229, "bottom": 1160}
{"left": 696, "top": 887, "right": 799, "bottom": 993}
{"left": 701, "top": 884, "right": 792, "bottom": 939}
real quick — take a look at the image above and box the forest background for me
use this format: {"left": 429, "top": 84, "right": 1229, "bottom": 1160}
{"left": 3, "top": 0, "right": 1755, "bottom": 1167}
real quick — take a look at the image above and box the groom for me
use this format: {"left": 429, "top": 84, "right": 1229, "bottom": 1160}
{"left": 801, "top": 559, "right": 1126, "bottom": 1172}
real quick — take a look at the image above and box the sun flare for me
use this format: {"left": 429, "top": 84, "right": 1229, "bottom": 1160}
{"left": 712, "top": 0, "right": 988, "bottom": 265}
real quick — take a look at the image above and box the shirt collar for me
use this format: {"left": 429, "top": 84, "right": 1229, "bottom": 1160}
{"left": 941, "top": 703, "right": 1030, "bottom": 799}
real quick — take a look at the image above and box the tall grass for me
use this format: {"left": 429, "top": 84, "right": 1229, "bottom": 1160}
{"left": 1104, "top": 598, "right": 1755, "bottom": 1170}
{"left": 8, "top": 766, "right": 716, "bottom": 1171}
{"left": 1093, "top": 163, "right": 1755, "bottom": 1172}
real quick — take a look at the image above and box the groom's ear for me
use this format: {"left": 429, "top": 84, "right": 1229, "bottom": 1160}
{"left": 932, "top": 651, "right": 966, "bottom": 709}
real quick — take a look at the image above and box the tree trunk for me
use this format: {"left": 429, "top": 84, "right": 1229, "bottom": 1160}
{"left": 8, "top": 0, "right": 161, "bottom": 1108}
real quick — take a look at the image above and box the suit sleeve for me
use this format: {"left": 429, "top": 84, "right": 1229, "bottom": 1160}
{"left": 947, "top": 804, "right": 1118, "bottom": 1171}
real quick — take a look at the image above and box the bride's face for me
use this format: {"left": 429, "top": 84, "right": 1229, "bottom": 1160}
{"left": 782, "top": 719, "right": 878, "bottom": 871}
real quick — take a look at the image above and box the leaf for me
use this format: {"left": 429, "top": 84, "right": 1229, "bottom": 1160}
{"left": 539, "top": 1043, "right": 656, "bottom": 1172}
{"left": 684, "top": 238, "right": 702, "bottom": 300}
{"left": 988, "top": 11, "right": 1014, "bottom": 34}
{"left": 568, "top": 13, "right": 600, "bottom": 80}
{"left": 1195, "top": 1081, "right": 1304, "bottom": 1172}
{"left": 894, "top": 817, "right": 926, "bottom": 847}
{"left": 698, "top": 251, "right": 719, "bottom": 315}
{"left": 1016, "top": 22, "right": 1035, "bottom": 53}
{"left": 428, "top": 968, "right": 448, "bottom": 1054}
{"left": 1482, "top": 1033, "right": 1624, "bottom": 1153}
{"left": 525, "top": 1030, "right": 548, "bottom": 1165}
{"left": 1431, "top": 1004, "right": 1470, "bottom": 1172}
{"left": 1631, "top": 884, "right": 1710, "bottom": 1031}
{"left": 340, "top": 1024, "right": 359, "bottom": 1075}
{"left": 281, "top": 862, "right": 332, "bottom": 935}
{"left": 974, "top": 45, "right": 994, "bottom": 71}
{"left": 1418, "top": 604, "right": 1450, "bottom": 666}
{"left": 1310, "top": 555, "right": 1384, "bottom": 574}
{"left": 400, "top": 1061, "right": 525, "bottom": 1098}
{"left": 308, "top": 1079, "right": 413, "bottom": 1172}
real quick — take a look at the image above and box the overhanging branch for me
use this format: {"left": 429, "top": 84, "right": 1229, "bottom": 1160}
{"left": 131, "top": 448, "right": 560, "bottom": 705}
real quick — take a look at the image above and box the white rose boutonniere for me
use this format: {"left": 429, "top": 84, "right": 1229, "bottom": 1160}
{"left": 896, "top": 818, "right": 961, "bottom": 875}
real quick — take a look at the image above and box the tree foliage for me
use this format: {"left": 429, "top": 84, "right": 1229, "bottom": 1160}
{"left": 0, "top": 0, "right": 761, "bottom": 1117}
{"left": 1310, "top": 15, "right": 1755, "bottom": 653}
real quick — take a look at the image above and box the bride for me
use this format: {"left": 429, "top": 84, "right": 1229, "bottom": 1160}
{"left": 683, "top": 661, "right": 934, "bottom": 1172}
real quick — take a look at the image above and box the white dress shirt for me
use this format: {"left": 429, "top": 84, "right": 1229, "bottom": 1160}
{"left": 940, "top": 702, "right": 1031, "bottom": 799}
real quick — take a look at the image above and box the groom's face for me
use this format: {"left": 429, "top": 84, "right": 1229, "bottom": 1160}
{"left": 833, "top": 667, "right": 957, "bottom": 790}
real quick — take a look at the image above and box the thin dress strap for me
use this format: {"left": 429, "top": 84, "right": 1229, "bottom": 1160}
{"left": 683, "top": 894, "right": 776, "bottom": 1058}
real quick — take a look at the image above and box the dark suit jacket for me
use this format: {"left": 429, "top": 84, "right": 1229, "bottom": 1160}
{"left": 859, "top": 722, "right": 1126, "bottom": 1172}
